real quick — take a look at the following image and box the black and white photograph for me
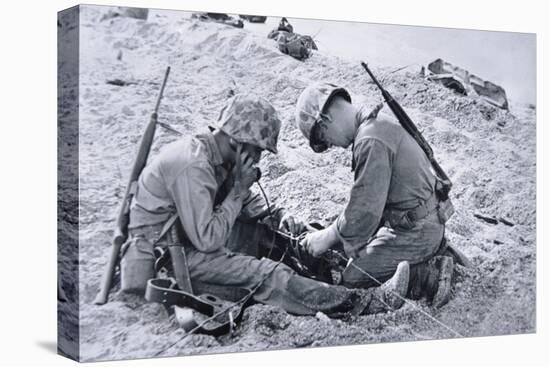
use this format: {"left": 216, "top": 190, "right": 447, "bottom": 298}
{"left": 57, "top": 3, "right": 537, "bottom": 363}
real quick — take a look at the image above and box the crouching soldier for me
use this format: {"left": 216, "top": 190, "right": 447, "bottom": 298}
{"left": 120, "top": 93, "right": 410, "bottom": 317}
{"left": 295, "top": 83, "right": 455, "bottom": 307}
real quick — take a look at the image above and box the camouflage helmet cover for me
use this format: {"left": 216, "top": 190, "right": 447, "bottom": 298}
{"left": 295, "top": 82, "right": 351, "bottom": 144}
{"left": 212, "top": 94, "right": 281, "bottom": 154}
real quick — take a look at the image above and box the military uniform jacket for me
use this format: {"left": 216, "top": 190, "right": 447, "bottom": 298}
{"left": 334, "top": 106, "right": 437, "bottom": 256}
{"left": 129, "top": 131, "right": 274, "bottom": 253}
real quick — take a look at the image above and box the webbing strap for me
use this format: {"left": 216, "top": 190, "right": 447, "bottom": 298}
{"left": 152, "top": 212, "right": 179, "bottom": 246}
{"left": 383, "top": 194, "right": 440, "bottom": 229}
{"left": 145, "top": 278, "right": 251, "bottom": 336}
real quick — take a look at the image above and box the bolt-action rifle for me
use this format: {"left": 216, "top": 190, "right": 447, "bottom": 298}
{"left": 94, "top": 66, "right": 171, "bottom": 305}
{"left": 361, "top": 62, "right": 452, "bottom": 201}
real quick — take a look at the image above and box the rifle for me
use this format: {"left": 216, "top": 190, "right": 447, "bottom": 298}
{"left": 361, "top": 62, "right": 452, "bottom": 201}
{"left": 94, "top": 66, "right": 171, "bottom": 305}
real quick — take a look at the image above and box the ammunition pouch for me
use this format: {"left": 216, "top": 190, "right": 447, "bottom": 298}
{"left": 384, "top": 194, "right": 454, "bottom": 230}
{"left": 120, "top": 233, "right": 157, "bottom": 294}
{"left": 121, "top": 216, "right": 178, "bottom": 294}
{"left": 434, "top": 178, "right": 452, "bottom": 202}
{"left": 437, "top": 197, "right": 455, "bottom": 224}
{"left": 120, "top": 224, "right": 162, "bottom": 295}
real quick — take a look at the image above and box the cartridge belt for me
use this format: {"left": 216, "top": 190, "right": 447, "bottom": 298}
{"left": 384, "top": 195, "right": 440, "bottom": 230}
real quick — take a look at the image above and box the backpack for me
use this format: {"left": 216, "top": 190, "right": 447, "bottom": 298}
{"left": 277, "top": 33, "right": 312, "bottom": 61}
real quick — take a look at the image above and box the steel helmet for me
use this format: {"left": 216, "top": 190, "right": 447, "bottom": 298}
{"left": 295, "top": 82, "right": 351, "bottom": 151}
{"left": 212, "top": 94, "right": 281, "bottom": 154}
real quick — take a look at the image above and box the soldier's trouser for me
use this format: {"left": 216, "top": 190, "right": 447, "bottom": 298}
{"left": 185, "top": 220, "right": 355, "bottom": 316}
{"left": 342, "top": 211, "right": 445, "bottom": 289}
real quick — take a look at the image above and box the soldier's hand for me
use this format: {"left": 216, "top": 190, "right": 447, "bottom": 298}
{"left": 299, "top": 230, "right": 333, "bottom": 258}
{"left": 279, "top": 213, "right": 306, "bottom": 235}
{"left": 237, "top": 150, "right": 258, "bottom": 192}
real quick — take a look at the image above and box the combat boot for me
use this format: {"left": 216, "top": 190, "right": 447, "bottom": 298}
{"left": 431, "top": 256, "right": 454, "bottom": 308}
{"left": 408, "top": 255, "right": 454, "bottom": 308}
{"left": 362, "top": 261, "right": 410, "bottom": 314}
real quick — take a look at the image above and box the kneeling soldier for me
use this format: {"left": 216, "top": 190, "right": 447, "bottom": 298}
{"left": 295, "top": 83, "right": 455, "bottom": 307}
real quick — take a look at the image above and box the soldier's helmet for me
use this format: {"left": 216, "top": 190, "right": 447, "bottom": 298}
{"left": 212, "top": 94, "right": 281, "bottom": 154}
{"left": 295, "top": 82, "right": 351, "bottom": 152}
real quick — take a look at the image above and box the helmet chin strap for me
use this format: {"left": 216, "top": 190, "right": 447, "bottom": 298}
{"left": 228, "top": 137, "right": 239, "bottom": 152}
{"left": 233, "top": 143, "right": 243, "bottom": 199}
{"left": 229, "top": 138, "right": 262, "bottom": 193}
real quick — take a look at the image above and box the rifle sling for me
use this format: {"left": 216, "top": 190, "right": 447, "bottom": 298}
{"left": 153, "top": 213, "right": 179, "bottom": 246}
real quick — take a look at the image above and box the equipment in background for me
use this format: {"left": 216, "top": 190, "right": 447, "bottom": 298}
{"left": 239, "top": 14, "right": 267, "bottom": 23}
{"left": 426, "top": 58, "right": 509, "bottom": 110}
{"left": 100, "top": 7, "right": 149, "bottom": 22}
{"left": 191, "top": 12, "right": 244, "bottom": 28}
{"left": 267, "top": 18, "right": 318, "bottom": 61}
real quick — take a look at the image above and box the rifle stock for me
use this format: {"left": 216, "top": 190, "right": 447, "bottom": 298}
{"left": 361, "top": 62, "right": 452, "bottom": 200}
{"left": 94, "top": 66, "right": 171, "bottom": 305}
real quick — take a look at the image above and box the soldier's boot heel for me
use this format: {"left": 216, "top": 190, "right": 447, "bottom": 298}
{"left": 431, "top": 256, "right": 454, "bottom": 308}
{"left": 365, "top": 261, "right": 410, "bottom": 314}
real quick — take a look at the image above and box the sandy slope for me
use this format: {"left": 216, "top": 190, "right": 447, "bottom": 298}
{"left": 60, "top": 6, "right": 535, "bottom": 361}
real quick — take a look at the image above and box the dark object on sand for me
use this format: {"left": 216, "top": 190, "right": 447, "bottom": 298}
{"left": 58, "top": 278, "right": 68, "bottom": 302}
{"left": 94, "top": 67, "right": 171, "bottom": 305}
{"left": 267, "top": 30, "right": 318, "bottom": 50}
{"left": 204, "top": 12, "right": 230, "bottom": 20}
{"left": 474, "top": 213, "right": 499, "bottom": 225}
{"left": 239, "top": 14, "right": 267, "bottom": 23}
{"left": 298, "top": 35, "right": 318, "bottom": 50}
{"left": 427, "top": 58, "right": 509, "bottom": 110}
{"left": 101, "top": 7, "right": 149, "bottom": 21}
{"left": 120, "top": 7, "right": 149, "bottom": 20}
{"left": 268, "top": 30, "right": 318, "bottom": 61}
{"left": 276, "top": 32, "right": 313, "bottom": 61}
{"left": 498, "top": 217, "right": 515, "bottom": 227}
{"left": 106, "top": 79, "right": 135, "bottom": 87}
{"left": 267, "top": 17, "right": 319, "bottom": 60}
{"left": 192, "top": 12, "right": 244, "bottom": 28}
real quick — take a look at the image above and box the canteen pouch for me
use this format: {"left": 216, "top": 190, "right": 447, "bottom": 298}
{"left": 437, "top": 198, "right": 455, "bottom": 225}
{"left": 120, "top": 237, "right": 156, "bottom": 294}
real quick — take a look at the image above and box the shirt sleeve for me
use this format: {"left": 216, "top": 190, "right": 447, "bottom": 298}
{"left": 238, "top": 189, "right": 286, "bottom": 228}
{"left": 336, "top": 138, "right": 393, "bottom": 253}
{"left": 167, "top": 161, "right": 244, "bottom": 253}
{"left": 240, "top": 190, "right": 269, "bottom": 220}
